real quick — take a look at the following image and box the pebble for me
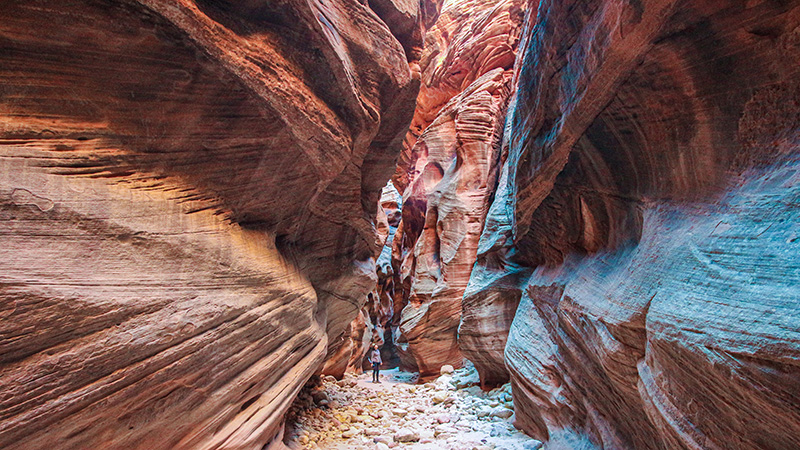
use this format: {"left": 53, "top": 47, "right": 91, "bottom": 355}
{"left": 342, "top": 429, "right": 359, "bottom": 438}
{"left": 477, "top": 406, "right": 493, "bottom": 418}
{"left": 491, "top": 406, "right": 514, "bottom": 420}
{"left": 394, "top": 428, "right": 420, "bottom": 442}
{"left": 433, "top": 391, "right": 453, "bottom": 404}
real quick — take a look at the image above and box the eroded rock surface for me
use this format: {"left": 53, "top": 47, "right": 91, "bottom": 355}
{"left": 0, "top": 0, "right": 428, "bottom": 448}
{"left": 390, "top": 0, "right": 526, "bottom": 377}
{"left": 468, "top": 0, "right": 800, "bottom": 448}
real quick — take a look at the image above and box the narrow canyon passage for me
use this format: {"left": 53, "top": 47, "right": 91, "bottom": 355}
{"left": 1, "top": 0, "right": 799, "bottom": 450}
{"left": 284, "top": 365, "right": 541, "bottom": 450}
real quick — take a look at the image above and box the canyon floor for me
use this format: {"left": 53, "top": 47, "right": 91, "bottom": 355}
{"left": 284, "top": 365, "right": 543, "bottom": 450}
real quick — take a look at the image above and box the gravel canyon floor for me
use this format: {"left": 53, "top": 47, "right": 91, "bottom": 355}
{"left": 285, "top": 365, "right": 542, "bottom": 450}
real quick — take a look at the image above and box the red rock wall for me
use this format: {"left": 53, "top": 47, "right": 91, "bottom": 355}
{"left": 0, "top": 0, "right": 429, "bottom": 448}
{"left": 467, "top": 0, "right": 800, "bottom": 448}
{"left": 389, "top": 0, "right": 526, "bottom": 378}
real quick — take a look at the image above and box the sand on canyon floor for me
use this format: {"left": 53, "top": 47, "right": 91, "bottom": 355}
{"left": 284, "top": 364, "right": 543, "bottom": 450}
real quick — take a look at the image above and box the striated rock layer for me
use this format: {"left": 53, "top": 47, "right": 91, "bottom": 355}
{"left": 0, "top": 0, "right": 430, "bottom": 448}
{"left": 467, "top": 0, "right": 800, "bottom": 448}
{"left": 390, "top": 0, "right": 526, "bottom": 378}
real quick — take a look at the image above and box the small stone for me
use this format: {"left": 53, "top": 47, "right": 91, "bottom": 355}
{"left": 432, "top": 391, "right": 452, "bottom": 404}
{"left": 440, "top": 365, "right": 455, "bottom": 375}
{"left": 490, "top": 423, "right": 511, "bottom": 437}
{"left": 434, "top": 424, "right": 458, "bottom": 437}
{"left": 375, "top": 443, "right": 390, "bottom": 450}
{"left": 312, "top": 391, "right": 328, "bottom": 404}
{"left": 391, "top": 408, "right": 408, "bottom": 417}
{"left": 491, "top": 406, "right": 514, "bottom": 419}
{"left": 477, "top": 406, "right": 493, "bottom": 418}
{"left": 374, "top": 435, "right": 393, "bottom": 444}
{"left": 435, "top": 413, "right": 451, "bottom": 424}
{"left": 419, "top": 429, "right": 435, "bottom": 440}
{"left": 342, "top": 429, "right": 359, "bottom": 438}
{"left": 394, "top": 429, "right": 420, "bottom": 442}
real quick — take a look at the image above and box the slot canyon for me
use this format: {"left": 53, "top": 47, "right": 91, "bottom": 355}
{"left": 1, "top": 0, "right": 799, "bottom": 449}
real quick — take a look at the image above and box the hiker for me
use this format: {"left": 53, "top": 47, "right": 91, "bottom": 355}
{"left": 368, "top": 344, "right": 382, "bottom": 383}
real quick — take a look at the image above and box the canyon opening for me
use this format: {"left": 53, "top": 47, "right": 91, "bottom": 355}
{"left": 1, "top": 0, "right": 799, "bottom": 449}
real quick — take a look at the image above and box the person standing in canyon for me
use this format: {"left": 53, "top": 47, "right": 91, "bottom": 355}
{"left": 368, "top": 344, "right": 382, "bottom": 383}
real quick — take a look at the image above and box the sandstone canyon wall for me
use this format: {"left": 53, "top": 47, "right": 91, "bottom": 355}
{"left": 0, "top": 0, "right": 433, "bottom": 448}
{"left": 388, "top": 0, "right": 527, "bottom": 377}
{"left": 464, "top": 0, "right": 800, "bottom": 449}
{"left": 3, "top": 0, "right": 800, "bottom": 449}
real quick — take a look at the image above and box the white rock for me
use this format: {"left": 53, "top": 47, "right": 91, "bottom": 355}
{"left": 394, "top": 429, "right": 420, "bottom": 442}
{"left": 374, "top": 435, "right": 393, "bottom": 444}
{"left": 342, "top": 429, "right": 360, "bottom": 438}
{"left": 489, "top": 423, "right": 512, "bottom": 437}
{"left": 435, "top": 413, "right": 451, "bottom": 424}
{"left": 432, "top": 391, "right": 454, "bottom": 404}
{"left": 419, "top": 429, "right": 435, "bottom": 440}
{"left": 391, "top": 408, "right": 408, "bottom": 417}
{"left": 440, "top": 365, "right": 455, "bottom": 375}
{"left": 491, "top": 406, "right": 514, "bottom": 419}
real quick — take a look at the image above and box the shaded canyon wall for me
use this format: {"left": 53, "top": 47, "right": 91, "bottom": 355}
{"left": 463, "top": 0, "right": 800, "bottom": 449}
{"left": 387, "top": 0, "right": 527, "bottom": 378}
{"left": 0, "top": 0, "right": 438, "bottom": 448}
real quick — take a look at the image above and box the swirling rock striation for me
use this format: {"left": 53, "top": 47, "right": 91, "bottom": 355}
{"left": 468, "top": 0, "right": 800, "bottom": 448}
{"left": 389, "top": 0, "right": 526, "bottom": 378}
{"left": 0, "top": 0, "right": 430, "bottom": 448}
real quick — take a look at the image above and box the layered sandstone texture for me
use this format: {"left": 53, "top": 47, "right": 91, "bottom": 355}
{"left": 389, "top": 0, "right": 526, "bottom": 377}
{"left": 467, "top": 0, "right": 800, "bottom": 448}
{"left": 0, "top": 0, "right": 429, "bottom": 449}
{"left": 321, "top": 183, "right": 404, "bottom": 376}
